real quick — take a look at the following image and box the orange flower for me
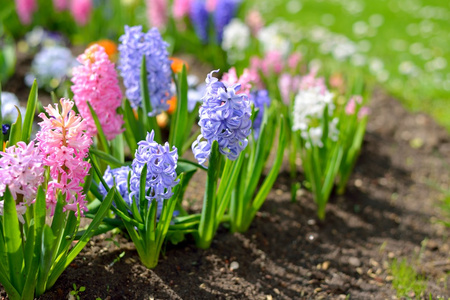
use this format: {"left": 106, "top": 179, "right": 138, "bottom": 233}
{"left": 89, "top": 39, "right": 118, "bottom": 62}
{"left": 167, "top": 96, "right": 177, "bottom": 114}
{"left": 156, "top": 112, "right": 169, "bottom": 128}
{"left": 170, "top": 57, "right": 189, "bottom": 73}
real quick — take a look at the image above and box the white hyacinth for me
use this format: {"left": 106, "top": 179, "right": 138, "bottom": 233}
{"left": 257, "top": 23, "right": 291, "bottom": 57}
{"left": 293, "top": 87, "right": 338, "bottom": 148}
{"left": 292, "top": 87, "right": 334, "bottom": 132}
{"left": 222, "top": 19, "right": 251, "bottom": 63}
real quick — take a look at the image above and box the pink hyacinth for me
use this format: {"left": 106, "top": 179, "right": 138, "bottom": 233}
{"left": 173, "top": 0, "right": 192, "bottom": 19}
{"left": 278, "top": 73, "right": 302, "bottom": 105}
{"left": 358, "top": 107, "right": 370, "bottom": 119}
{"left": 36, "top": 98, "right": 92, "bottom": 215}
{"left": 245, "top": 10, "right": 264, "bottom": 36}
{"left": 0, "top": 141, "right": 44, "bottom": 223}
{"left": 288, "top": 52, "right": 302, "bottom": 71}
{"left": 0, "top": 141, "right": 44, "bottom": 204}
{"left": 53, "top": 0, "right": 68, "bottom": 11}
{"left": 146, "top": 0, "right": 168, "bottom": 28}
{"left": 206, "top": 0, "right": 217, "bottom": 12}
{"left": 261, "top": 51, "right": 284, "bottom": 76}
{"left": 70, "top": 0, "right": 92, "bottom": 25}
{"left": 15, "top": 0, "right": 37, "bottom": 24}
{"left": 222, "top": 67, "right": 255, "bottom": 96}
{"left": 71, "top": 45, "right": 124, "bottom": 140}
{"left": 299, "top": 69, "right": 327, "bottom": 94}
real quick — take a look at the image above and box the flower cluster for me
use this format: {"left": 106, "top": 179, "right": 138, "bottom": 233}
{"left": 214, "top": 0, "right": 240, "bottom": 43}
{"left": 98, "top": 166, "right": 131, "bottom": 203}
{"left": 129, "top": 131, "right": 179, "bottom": 211}
{"left": 146, "top": 0, "right": 168, "bottom": 28}
{"left": 71, "top": 44, "right": 124, "bottom": 140}
{"left": 118, "top": 26, "right": 173, "bottom": 115}
{"left": 192, "top": 70, "right": 252, "bottom": 165}
{"left": 292, "top": 72, "right": 339, "bottom": 147}
{"left": 36, "top": 98, "right": 92, "bottom": 215}
{"left": 70, "top": 0, "right": 92, "bottom": 25}
{"left": 0, "top": 141, "right": 45, "bottom": 222}
{"left": 221, "top": 67, "right": 254, "bottom": 96}
{"left": 249, "top": 89, "right": 270, "bottom": 138}
{"left": 15, "top": 0, "right": 37, "bottom": 24}
{"left": 190, "top": 0, "right": 209, "bottom": 43}
{"left": 345, "top": 95, "right": 370, "bottom": 119}
{"left": 173, "top": 0, "right": 191, "bottom": 19}
{"left": 222, "top": 19, "right": 251, "bottom": 63}
{"left": 1, "top": 92, "right": 26, "bottom": 123}
{"left": 292, "top": 73, "right": 334, "bottom": 132}
{"left": 25, "top": 45, "right": 77, "bottom": 91}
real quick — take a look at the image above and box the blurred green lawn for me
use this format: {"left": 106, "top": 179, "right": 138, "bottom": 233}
{"left": 248, "top": 0, "right": 450, "bottom": 131}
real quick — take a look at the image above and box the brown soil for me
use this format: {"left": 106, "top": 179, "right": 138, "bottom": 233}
{"left": 2, "top": 55, "right": 450, "bottom": 299}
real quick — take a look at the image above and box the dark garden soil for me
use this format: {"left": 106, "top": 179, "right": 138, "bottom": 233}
{"left": 2, "top": 55, "right": 450, "bottom": 299}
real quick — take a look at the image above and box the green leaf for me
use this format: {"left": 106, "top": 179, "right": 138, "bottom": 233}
{"left": 120, "top": 103, "right": 139, "bottom": 153}
{"left": 196, "top": 141, "right": 221, "bottom": 249}
{"left": 139, "top": 164, "right": 148, "bottom": 218}
{"left": 170, "top": 64, "right": 189, "bottom": 151}
{"left": 46, "top": 187, "right": 115, "bottom": 290}
{"left": 216, "top": 154, "right": 244, "bottom": 228}
{"left": 88, "top": 153, "right": 143, "bottom": 229}
{"left": 87, "top": 102, "right": 110, "bottom": 155}
{"left": 21, "top": 80, "right": 38, "bottom": 143}
{"left": 2, "top": 187, "right": 25, "bottom": 293}
{"left": 8, "top": 106, "right": 22, "bottom": 146}
{"left": 248, "top": 117, "right": 287, "bottom": 229}
{"left": 90, "top": 148, "right": 127, "bottom": 169}
{"left": 177, "top": 159, "right": 206, "bottom": 173}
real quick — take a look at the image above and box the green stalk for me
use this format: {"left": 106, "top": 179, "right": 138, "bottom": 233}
{"left": 196, "top": 141, "right": 221, "bottom": 249}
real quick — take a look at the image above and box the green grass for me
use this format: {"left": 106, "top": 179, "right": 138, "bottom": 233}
{"left": 390, "top": 258, "right": 427, "bottom": 299}
{"left": 247, "top": 0, "right": 450, "bottom": 131}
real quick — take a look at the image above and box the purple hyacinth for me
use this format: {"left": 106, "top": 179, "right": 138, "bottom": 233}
{"left": 118, "top": 25, "right": 173, "bottom": 115}
{"left": 192, "top": 70, "right": 252, "bottom": 165}
{"left": 249, "top": 89, "right": 270, "bottom": 139}
{"left": 99, "top": 166, "right": 131, "bottom": 205}
{"left": 214, "top": 0, "right": 240, "bottom": 43}
{"left": 2, "top": 124, "right": 10, "bottom": 135}
{"left": 190, "top": 0, "right": 209, "bottom": 43}
{"left": 129, "top": 131, "right": 179, "bottom": 214}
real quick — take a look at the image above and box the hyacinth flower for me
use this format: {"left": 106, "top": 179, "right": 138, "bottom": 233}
{"left": 189, "top": 70, "right": 252, "bottom": 248}
{"left": 71, "top": 44, "right": 124, "bottom": 160}
{"left": 92, "top": 130, "right": 186, "bottom": 268}
{"left": 213, "top": 0, "right": 240, "bottom": 43}
{"left": 15, "top": 0, "right": 37, "bottom": 24}
{"left": 291, "top": 72, "right": 344, "bottom": 220}
{"left": 336, "top": 94, "right": 370, "bottom": 195}
{"left": 70, "top": 0, "right": 92, "bottom": 25}
{"left": 36, "top": 98, "right": 93, "bottom": 215}
{"left": 217, "top": 68, "right": 286, "bottom": 233}
{"left": 0, "top": 85, "right": 114, "bottom": 300}
{"left": 146, "top": 0, "right": 168, "bottom": 28}
{"left": 25, "top": 45, "right": 76, "bottom": 92}
{"left": 118, "top": 25, "right": 172, "bottom": 146}
{"left": 173, "top": 0, "right": 192, "bottom": 20}
{"left": 190, "top": 0, "right": 210, "bottom": 43}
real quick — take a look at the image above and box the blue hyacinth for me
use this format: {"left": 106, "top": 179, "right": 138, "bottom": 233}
{"left": 118, "top": 26, "right": 173, "bottom": 115}
{"left": 249, "top": 89, "right": 271, "bottom": 139}
{"left": 190, "top": 0, "right": 209, "bottom": 43}
{"left": 192, "top": 70, "right": 252, "bottom": 165}
{"left": 214, "top": 0, "right": 240, "bottom": 43}
{"left": 99, "top": 166, "right": 132, "bottom": 205}
{"left": 129, "top": 131, "right": 179, "bottom": 215}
